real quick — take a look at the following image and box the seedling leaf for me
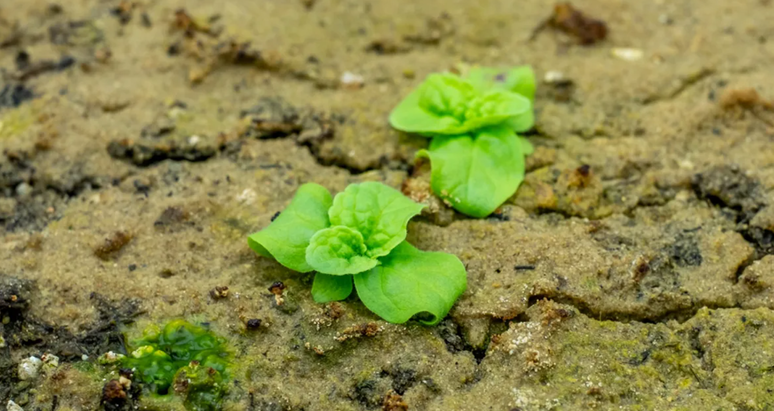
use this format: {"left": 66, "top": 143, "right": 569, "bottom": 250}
{"left": 417, "top": 126, "right": 525, "bottom": 218}
{"left": 311, "top": 273, "right": 354, "bottom": 302}
{"left": 353, "top": 241, "right": 467, "bottom": 325}
{"left": 328, "top": 182, "right": 425, "bottom": 258}
{"left": 247, "top": 183, "right": 332, "bottom": 272}
{"left": 306, "top": 226, "right": 378, "bottom": 275}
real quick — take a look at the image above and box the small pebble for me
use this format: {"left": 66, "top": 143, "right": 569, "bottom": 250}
{"left": 15, "top": 183, "right": 31, "bottom": 197}
{"left": 18, "top": 356, "right": 42, "bottom": 380}
{"left": 340, "top": 71, "right": 365, "bottom": 89}
{"left": 246, "top": 318, "right": 262, "bottom": 330}
{"left": 544, "top": 70, "right": 566, "bottom": 84}
{"left": 7, "top": 400, "right": 24, "bottom": 411}
{"left": 611, "top": 48, "right": 644, "bottom": 61}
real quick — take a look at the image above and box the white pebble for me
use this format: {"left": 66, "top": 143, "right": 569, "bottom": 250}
{"left": 236, "top": 188, "right": 257, "bottom": 205}
{"left": 611, "top": 48, "right": 644, "bottom": 61}
{"left": 18, "top": 356, "right": 42, "bottom": 380}
{"left": 7, "top": 400, "right": 24, "bottom": 411}
{"left": 82, "top": 354, "right": 90, "bottom": 361}
{"left": 543, "top": 70, "right": 566, "bottom": 84}
{"left": 340, "top": 71, "right": 365, "bottom": 89}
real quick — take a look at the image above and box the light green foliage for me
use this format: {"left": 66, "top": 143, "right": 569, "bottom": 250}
{"left": 247, "top": 183, "right": 332, "bottom": 272}
{"left": 247, "top": 182, "right": 467, "bottom": 324}
{"left": 417, "top": 127, "right": 526, "bottom": 218}
{"left": 389, "top": 72, "right": 532, "bottom": 136}
{"left": 328, "top": 182, "right": 425, "bottom": 258}
{"left": 311, "top": 273, "right": 354, "bottom": 303}
{"left": 389, "top": 67, "right": 537, "bottom": 217}
{"left": 354, "top": 241, "right": 467, "bottom": 325}
{"left": 465, "top": 65, "right": 536, "bottom": 103}
{"left": 122, "top": 320, "right": 231, "bottom": 411}
{"left": 306, "top": 226, "right": 377, "bottom": 275}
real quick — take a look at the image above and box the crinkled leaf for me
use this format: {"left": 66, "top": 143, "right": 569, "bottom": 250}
{"left": 417, "top": 126, "right": 525, "bottom": 218}
{"left": 465, "top": 65, "right": 536, "bottom": 103}
{"left": 247, "top": 183, "right": 332, "bottom": 272}
{"left": 389, "top": 73, "right": 476, "bottom": 136}
{"left": 390, "top": 72, "right": 533, "bottom": 135}
{"left": 328, "top": 182, "right": 425, "bottom": 258}
{"left": 311, "top": 273, "right": 353, "bottom": 303}
{"left": 464, "top": 90, "right": 533, "bottom": 133}
{"left": 353, "top": 241, "right": 467, "bottom": 325}
{"left": 305, "top": 226, "right": 378, "bottom": 275}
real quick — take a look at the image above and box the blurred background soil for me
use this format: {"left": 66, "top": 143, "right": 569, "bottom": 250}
{"left": 1, "top": 0, "right": 774, "bottom": 410}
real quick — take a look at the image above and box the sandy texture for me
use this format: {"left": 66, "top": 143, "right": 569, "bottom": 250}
{"left": 2, "top": 0, "right": 774, "bottom": 410}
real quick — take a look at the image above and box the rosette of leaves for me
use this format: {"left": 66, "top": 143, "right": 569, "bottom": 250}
{"left": 247, "top": 182, "right": 467, "bottom": 325}
{"left": 389, "top": 66, "right": 536, "bottom": 218}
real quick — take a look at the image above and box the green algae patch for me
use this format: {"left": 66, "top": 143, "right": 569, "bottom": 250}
{"left": 0, "top": 104, "right": 35, "bottom": 140}
{"left": 122, "top": 320, "right": 232, "bottom": 411}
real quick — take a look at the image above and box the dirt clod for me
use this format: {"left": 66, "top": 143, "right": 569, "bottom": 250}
{"left": 210, "top": 286, "right": 229, "bottom": 300}
{"left": 382, "top": 390, "right": 408, "bottom": 411}
{"left": 533, "top": 2, "right": 608, "bottom": 45}
{"left": 93, "top": 231, "right": 133, "bottom": 261}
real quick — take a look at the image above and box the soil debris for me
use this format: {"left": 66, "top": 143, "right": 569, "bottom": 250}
{"left": 719, "top": 88, "right": 774, "bottom": 110}
{"left": 335, "top": 323, "right": 383, "bottom": 342}
{"left": 532, "top": 2, "right": 608, "bottom": 45}
{"left": 107, "top": 139, "right": 217, "bottom": 166}
{"left": 0, "top": 83, "right": 35, "bottom": 109}
{"left": 382, "top": 391, "right": 408, "bottom": 411}
{"left": 93, "top": 231, "right": 133, "bottom": 261}
{"left": 209, "top": 286, "right": 229, "bottom": 300}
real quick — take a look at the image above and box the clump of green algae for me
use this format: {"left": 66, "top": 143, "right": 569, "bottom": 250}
{"left": 122, "top": 319, "right": 231, "bottom": 411}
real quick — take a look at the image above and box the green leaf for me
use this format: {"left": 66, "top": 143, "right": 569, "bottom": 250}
{"left": 311, "top": 273, "right": 353, "bottom": 302}
{"left": 417, "top": 126, "right": 525, "bottom": 218}
{"left": 305, "top": 226, "right": 378, "bottom": 275}
{"left": 465, "top": 65, "right": 536, "bottom": 103}
{"left": 328, "top": 182, "right": 425, "bottom": 258}
{"left": 247, "top": 183, "right": 332, "bottom": 272}
{"left": 464, "top": 90, "right": 533, "bottom": 133}
{"left": 389, "top": 73, "right": 475, "bottom": 136}
{"left": 520, "top": 135, "right": 535, "bottom": 156}
{"left": 353, "top": 242, "right": 467, "bottom": 325}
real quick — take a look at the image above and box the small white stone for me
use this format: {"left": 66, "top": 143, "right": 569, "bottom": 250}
{"left": 7, "top": 400, "right": 24, "bottom": 411}
{"left": 611, "top": 48, "right": 644, "bottom": 62}
{"left": 236, "top": 188, "right": 257, "bottom": 205}
{"left": 543, "top": 70, "right": 565, "bottom": 84}
{"left": 18, "top": 356, "right": 42, "bottom": 380}
{"left": 82, "top": 354, "right": 89, "bottom": 361}
{"left": 188, "top": 135, "right": 201, "bottom": 146}
{"left": 340, "top": 71, "right": 365, "bottom": 89}
{"left": 98, "top": 351, "right": 125, "bottom": 364}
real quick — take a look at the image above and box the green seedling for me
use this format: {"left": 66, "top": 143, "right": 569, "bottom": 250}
{"left": 389, "top": 66, "right": 537, "bottom": 218}
{"left": 248, "top": 182, "right": 467, "bottom": 325}
{"left": 122, "top": 320, "right": 231, "bottom": 411}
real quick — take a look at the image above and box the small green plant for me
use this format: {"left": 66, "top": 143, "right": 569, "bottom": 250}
{"left": 248, "top": 182, "right": 467, "bottom": 325}
{"left": 122, "top": 320, "right": 231, "bottom": 411}
{"left": 389, "top": 66, "right": 536, "bottom": 218}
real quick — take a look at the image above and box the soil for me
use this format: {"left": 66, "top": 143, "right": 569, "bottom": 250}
{"left": 1, "top": 0, "right": 774, "bottom": 410}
